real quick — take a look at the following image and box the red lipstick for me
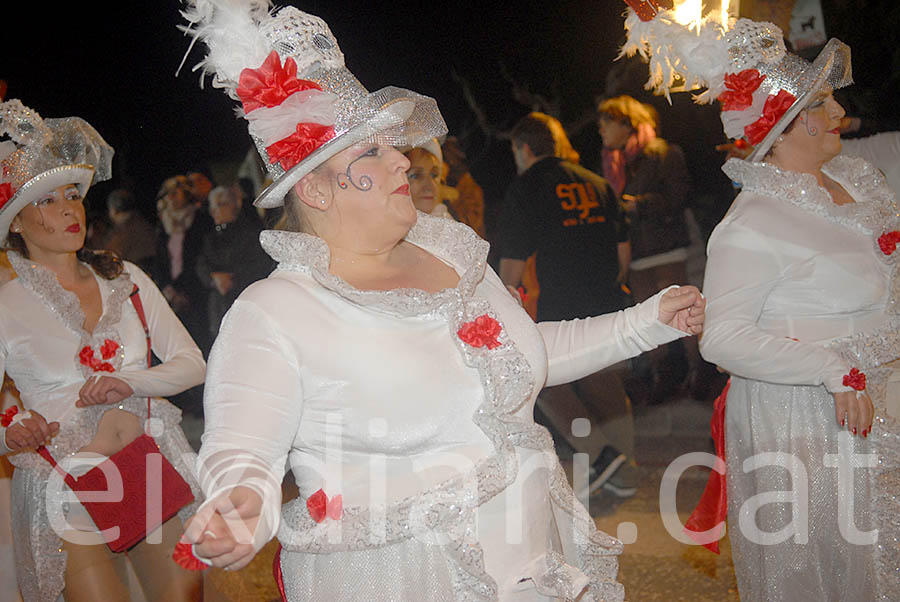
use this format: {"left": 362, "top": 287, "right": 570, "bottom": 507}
{"left": 393, "top": 184, "right": 410, "bottom": 196}
{"left": 65, "top": 224, "right": 81, "bottom": 233}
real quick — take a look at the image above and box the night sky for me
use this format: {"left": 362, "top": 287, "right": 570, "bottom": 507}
{"left": 3, "top": 1, "right": 898, "bottom": 231}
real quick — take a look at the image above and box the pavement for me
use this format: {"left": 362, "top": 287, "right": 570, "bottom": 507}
{"left": 179, "top": 381, "right": 740, "bottom": 601}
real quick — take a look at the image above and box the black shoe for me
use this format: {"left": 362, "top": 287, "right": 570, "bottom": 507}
{"left": 583, "top": 446, "right": 627, "bottom": 496}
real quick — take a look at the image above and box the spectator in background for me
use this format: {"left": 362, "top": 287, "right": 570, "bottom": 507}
{"left": 441, "top": 136, "right": 485, "bottom": 237}
{"left": 103, "top": 188, "right": 156, "bottom": 272}
{"left": 597, "top": 95, "right": 704, "bottom": 399}
{"left": 196, "top": 185, "right": 271, "bottom": 352}
{"left": 404, "top": 139, "right": 455, "bottom": 220}
{"left": 500, "top": 112, "right": 638, "bottom": 498}
{"left": 152, "top": 175, "right": 208, "bottom": 355}
{"left": 186, "top": 169, "right": 214, "bottom": 209}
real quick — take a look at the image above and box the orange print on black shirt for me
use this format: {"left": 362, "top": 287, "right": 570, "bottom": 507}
{"left": 556, "top": 182, "right": 605, "bottom": 226}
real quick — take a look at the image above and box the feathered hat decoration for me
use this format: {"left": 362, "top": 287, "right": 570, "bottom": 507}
{"left": 178, "top": 0, "right": 446, "bottom": 208}
{"left": 620, "top": 0, "right": 852, "bottom": 161}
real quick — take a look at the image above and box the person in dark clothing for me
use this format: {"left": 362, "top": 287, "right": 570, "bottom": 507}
{"left": 499, "top": 112, "right": 638, "bottom": 498}
{"left": 597, "top": 95, "right": 705, "bottom": 399}
{"left": 196, "top": 185, "right": 272, "bottom": 353}
{"left": 103, "top": 188, "right": 157, "bottom": 273}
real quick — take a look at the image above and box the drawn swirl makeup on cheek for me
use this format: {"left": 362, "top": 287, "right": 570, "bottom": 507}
{"left": 336, "top": 153, "right": 373, "bottom": 192}
{"left": 801, "top": 109, "right": 818, "bottom": 136}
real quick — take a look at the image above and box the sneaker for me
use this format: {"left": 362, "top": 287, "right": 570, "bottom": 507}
{"left": 585, "top": 446, "right": 626, "bottom": 495}
{"left": 602, "top": 461, "right": 638, "bottom": 498}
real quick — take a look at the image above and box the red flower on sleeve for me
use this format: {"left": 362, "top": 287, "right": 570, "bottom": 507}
{"left": 744, "top": 90, "right": 796, "bottom": 146}
{"left": 0, "top": 182, "right": 16, "bottom": 210}
{"left": 843, "top": 368, "right": 867, "bottom": 391}
{"left": 236, "top": 50, "right": 323, "bottom": 113}
{"left": 266, "top": 122, "right": 335, "bottom": 171}
{"left": 878, "top": 231, "right": 900, "bottom": 255}
{"left": 458, "top": 314, "right": 503, "bottom": 350}
{"left": 172, "top": 541, "right": 208, "bottom": 571}
{"left": 718, "top": 69, "right": 766, "bottom": 112}
{"left": 1, "top": 406, "right": 18, "bottom": 427}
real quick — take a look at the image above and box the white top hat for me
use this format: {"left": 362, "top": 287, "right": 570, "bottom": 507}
{"left": 621, "top": 1, "right": 852, "bottom": 161}
{"left": 0, "top": 99, "right": 113, "bottom": 244}
{"left": 180, "top": 1, "right": 448, "bottom": 208}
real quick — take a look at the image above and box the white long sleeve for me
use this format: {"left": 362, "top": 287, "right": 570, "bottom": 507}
{"left": 115, "top": 264, "right": 206, "bottom": 397}
{"left": 699, "top": 206, "right": 853, "bottom": 392}
{"left": 539, "top": 287, "right": 687, "bottom": 387}
{"left": 195, "top": 296, "right": 303, "bottom": 550}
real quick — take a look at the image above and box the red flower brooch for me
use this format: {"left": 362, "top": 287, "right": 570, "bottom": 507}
{"left": 307, "top": 489, "right": 342, "bottom": 523}
{"left": 1, "top": 406, "right": 18, "bottom": 428}
{"left": 744, "top": 90, "right": 796, "bottom": 146}
{"left": 0, "top": 182, "right": 15, "bottom": 210}
{"left": 843, "top": 368, "right": 867, "bottom": 391}
{"left": 719, "top": 69, "right": 766, "bottom": 112}
{"left": 172, "top": 541, "right": 209, "bottom": 571}
{"left": 878, "top": 231, "right": 900, "bottom": 255}
{"left": 458, "top": 314, "right": 502, "bottom": 350}
{"left": 79, "top": 339, "right": 120, "bottom": 373}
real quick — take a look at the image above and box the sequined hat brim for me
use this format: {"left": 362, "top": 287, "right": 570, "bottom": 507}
{"left": 748, "top": 38, "right": 852, "bottom": 161}
{"left": 253, "top": 90, "right": 430, "bottom": 209}
{"left": 1, "top": 164, "right": 94, "bottom": 244}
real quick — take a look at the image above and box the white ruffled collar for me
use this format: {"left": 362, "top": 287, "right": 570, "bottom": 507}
{"left": 259, "top": 212, "right": 490, "bottom": 317}
{"left": 723, "top": 155, "right": 900, "bottom": 238}
{"left": 7, "top": 252, "right": 134, "bottom": 376}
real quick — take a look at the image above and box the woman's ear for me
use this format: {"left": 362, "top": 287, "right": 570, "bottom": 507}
{"left": 293, "top": 172, "right": 331, "bottom": 211}
{"left": 9, "top": 214, "right": 22, "bottom": 234}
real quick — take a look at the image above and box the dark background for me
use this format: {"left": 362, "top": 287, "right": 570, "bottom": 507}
{"left": 2, "top": 1, "right": 898, "bottom": 237}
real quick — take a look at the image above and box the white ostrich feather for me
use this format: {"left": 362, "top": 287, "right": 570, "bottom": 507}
{"left": 621, "top": 8, "right": 729, "bottom": 104}
{"left": 178, "top": 0, "right": 274, "bottom": 98}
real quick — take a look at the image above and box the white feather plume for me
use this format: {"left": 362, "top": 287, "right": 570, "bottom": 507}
{"left": 178, "top": 0, "right": 274, "bottom": 98}
{"left": 620, "top": 8, "right": 729, "bottom": 104}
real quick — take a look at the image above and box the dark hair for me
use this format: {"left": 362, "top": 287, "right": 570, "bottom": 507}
{"left": 4, "top": 232, "right": 124, "bottom": 280}
{"left": 275, "top": 188, "right": 310, "bottom": 233}
{"left": 509, "top": 112, "right": 580, "bottom": 163}
{"left": 597, "top": 95, "right": 658, "bottom": 130}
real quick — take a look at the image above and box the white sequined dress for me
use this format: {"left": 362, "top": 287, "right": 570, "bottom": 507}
{"left": 0, "top": 255, "right": 205, "bottom": 602}
{"left": 197, "top": 214, "right": 688, "bottom": 601}
{"left": 700, "top": 156, "right": 900, "bottom": 602}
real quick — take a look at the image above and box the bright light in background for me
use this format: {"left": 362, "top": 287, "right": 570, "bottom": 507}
{"left": 672, "top": 0, "right": 733, "bottom": 31}
{"left": 673, "top": 0, "right": 703, "bottom": 30}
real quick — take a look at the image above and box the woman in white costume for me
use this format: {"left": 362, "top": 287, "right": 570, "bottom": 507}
{"left": 178, "top": 3, "right": 705, "bottom": 601}
{"left": 0, "top": 100, "right": 205, "bottom": 602}
{"left": 622, "top": 5, "right": 900, "bottom": 600}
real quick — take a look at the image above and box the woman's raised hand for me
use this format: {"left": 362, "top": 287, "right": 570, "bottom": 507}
{"left": 76, "top": 375, "right": 135, "bottom": 407}
{"left": 182, "top": 486, "right": 263, "bottom": 571}
{"left": 4, "top": 410, "right": 59, "bottom": 451}
{"left": 658, "top": 285, "right": 706, "bottom": 335}
{"left": 833, "top": 389, "right": 874, "bottom": 438}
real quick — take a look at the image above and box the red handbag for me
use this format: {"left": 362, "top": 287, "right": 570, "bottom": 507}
{"left": 38, "top": 285, "right": 194, "bottom": 552}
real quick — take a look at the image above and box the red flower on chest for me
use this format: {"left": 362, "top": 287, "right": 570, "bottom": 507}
{"left": 79, "top": 339, "right": 120, "bottom": 373}
{"left": 307, "top": 488, "right": 343, "bottom": 523}
{"left": 457, "top": 314, "right": 502, "bottom": 350}
{"left": 878, "top": 231, "right": 900, "bottom": 255}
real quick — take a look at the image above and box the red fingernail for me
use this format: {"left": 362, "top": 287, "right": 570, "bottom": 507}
{"left": 863, "top": 429, "right": 868, "bottom": 438}
{"left": 852, "top": 427, "right": 857, "bottom": 435}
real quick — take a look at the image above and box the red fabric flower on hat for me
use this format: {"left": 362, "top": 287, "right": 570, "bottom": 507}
{"left": 744, "top": 90, "right": 797, "bottom": 146}
{"left": 266, "top": 122, "right": 335, "bottom": 171}
{"left": 1, "top": 406, "right": 18, "bottom": 428}
{"left": 458, "top": 314, "right": 502, "bottom": 350}
{"left": 237, "top": 50, "right": 323, "bottom": 113}
{"left": 718, "top": 69, "right": 766, "bottom": 112}
{"left": 843, "top": 368, "right": 867, "bottom": 391}
{"left": 306, "top": 488, "right": 343, "bottom": 523}
{"left": 172, "top": 541, "right": 208, "bottom": 571}
{"left": 878, "top": 231, "right": 900, "bottom": 255}
{"left": 0, "top": 182, "right": 15, "bottom": 210}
